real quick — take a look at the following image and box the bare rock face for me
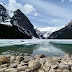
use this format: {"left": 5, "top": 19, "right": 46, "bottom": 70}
{"left": 10, "top": 9, "right": 39, "bottom": 38}
{"left": 0, "top": 4, "right": 9, "bottom": 22}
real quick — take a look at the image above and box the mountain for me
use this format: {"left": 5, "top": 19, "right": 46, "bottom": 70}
{"left": 0, "top": 4, "right": 39, "bottom": 39}
{"left": 10, "top": 9, "right": 39, "bottom": 38}
{"left": 48, "top": 20, "right": 72, "bottom": 39}
{"left": 35, "top": 28, "right": 51, "bottom": 39}
{"left": 0, "top": 4, "right": 9, "bottom": 22}
{"left": 35, "top": 27, "right": 60, "bottom": 39}
{"left": 35, "top": 28, "right": 45, "bottom": 39}
{"left": 0, "top": 24, "right": 31, "bottom": 39}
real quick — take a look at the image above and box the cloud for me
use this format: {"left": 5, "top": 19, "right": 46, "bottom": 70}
{"left": 50, "top": 19, "right": 64, "bottom": 24}
{"left": 34, "top": 12, "right": 38, "bottom": 16}
{"left": 61, "top": 0, "right": 72, "bottom": 3}
{"left": 69, "top": 0, "right": 72, "bottom": 2}
{"left": 23, "top": 4, "right": 36, "bottom": 14}
{"left": 8, "top": 0, "right": 37, "bottom": 17}
{"left": 61, "top": 0, "right": 72, "bottom": 2}
{"left": 6, "top": 0, "right": 72, "bottom": 28}
{"left": 62, "top": 0, "right": 64, "bottom": 3}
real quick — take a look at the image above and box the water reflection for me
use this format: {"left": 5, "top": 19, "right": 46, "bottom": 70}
{"left": 0, "top": 39, "right": 72, "bottom": 57}
{"left": 0, "top": 41, "right": 66, "bottom": 57}
{"left": 50, "top": 42, "right": 72, "bottom": 55}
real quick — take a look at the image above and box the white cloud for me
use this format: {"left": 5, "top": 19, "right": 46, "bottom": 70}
{"left": 50, "top": 19, "right": 64, "bottom": 24}
{"left": 23, "top": 4, "right": 36, "bottom": 14}
{"left": 24, "top": 0, "right": 72, "bottom": 19}
{"left": 69, "top": 0, "right": 72, "bottom": 2}
{"left": 61, "top": 0, "right": 72, "bottom": 3}
{"left": 61, "top": 0, "right": 72, "bottom": 2}
{"left": 62, "top": 0, "right": 64, "bottom": 3}
{"left": 34, "top": 12, "right": 38, "bottom": 16}
{"left": 8, "top": 0, "right": 37, "bottom": 17}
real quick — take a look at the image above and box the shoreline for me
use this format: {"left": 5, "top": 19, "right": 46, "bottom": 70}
{"left": 0, "top": 54, "right": 72, "bottom": 72}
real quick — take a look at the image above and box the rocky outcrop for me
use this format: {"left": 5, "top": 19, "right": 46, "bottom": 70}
{"left": 10, "top": 9, "right": 39, "bottom": 38}
{"left": 48, "top": 20, "right": 72, "bottom": 39}
{"left": 0, "top": 4, "right": 9, "bottom": 22}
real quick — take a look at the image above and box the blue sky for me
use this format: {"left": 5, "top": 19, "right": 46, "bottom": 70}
{"left": 0, "top": 0, "right": 72, "bottom": 28}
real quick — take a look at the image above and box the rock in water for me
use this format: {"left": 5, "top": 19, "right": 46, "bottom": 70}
{"left": 10, "top": 9, "right": 39, "bottom": 38}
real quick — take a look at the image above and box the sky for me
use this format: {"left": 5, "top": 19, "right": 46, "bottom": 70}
{"left": 0, "top": 0, "right": 72, "bottom": 28}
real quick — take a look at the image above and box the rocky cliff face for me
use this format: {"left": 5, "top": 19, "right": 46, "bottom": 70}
{"left": 0, "top": 4, "right": 39, "bottom": 39}
{"left": 0, "top": 4, "right": 9, "bottom": 22}
{"left": 48, "top": 20, "right": 72, "bottom": 39}
{"left": 10, "top": 9, "right": 39, "bottom": 38}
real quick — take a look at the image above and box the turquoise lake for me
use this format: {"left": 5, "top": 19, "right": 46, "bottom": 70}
{"left": 0, "top": 39, "right": 72, "bottom": 57}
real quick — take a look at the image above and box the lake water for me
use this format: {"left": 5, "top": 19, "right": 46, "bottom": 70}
{"left": 0, "top": 39, "right": 72, "bottom": 57}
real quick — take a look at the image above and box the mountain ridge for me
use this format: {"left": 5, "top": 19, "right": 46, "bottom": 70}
{"left": 0, "top": 4, "right": 39, "bottom": 39}
{"left": 48, "top": 20, "right": 72, "bottom": 39}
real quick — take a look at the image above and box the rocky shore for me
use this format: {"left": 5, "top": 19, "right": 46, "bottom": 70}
{"left": 0, "top": 54, "right": 72, "bottom": 72}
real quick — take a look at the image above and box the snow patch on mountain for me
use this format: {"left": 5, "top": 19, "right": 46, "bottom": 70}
{"left": 37, "top": 25, "right": 65, "bottom": 38}
{"left": 38, "top": 27, "right": 58, "bottom": 32}
{"left": 1, "top": 19, "right": 12, "bottom": 26}
{"left": 1, "top": 22, "right": 12, "bottom": 26}
{"left": 38, "top": 25, "right": 65, "bottom": 32}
